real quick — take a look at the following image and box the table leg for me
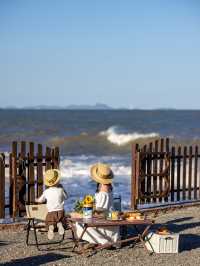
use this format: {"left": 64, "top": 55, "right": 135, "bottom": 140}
{"left": 70, "top": 223, "right": 88, "bottom": 253}
{"left": 134, "top": 224, "right": 153, "bottom": 253}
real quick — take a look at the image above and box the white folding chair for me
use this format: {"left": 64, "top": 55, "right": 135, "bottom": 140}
{"left": 25, "top": 203, "right": 65, "bottom": 250}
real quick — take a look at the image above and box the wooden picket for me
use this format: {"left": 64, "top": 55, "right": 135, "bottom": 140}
{"left": 0, "top": 155, "right": 5, "bottom": 218}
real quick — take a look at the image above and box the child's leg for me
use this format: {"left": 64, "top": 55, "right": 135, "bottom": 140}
{"left": 56, "top": 210, "right": 65, "bottom": 235}
{"left": 46, "top": 212, "right": 57, "bottom": 240}
{"left": 57, "top": 222, "right": 65, "bottom": 235}
{"left": 48, "top": 225, "right": 55, "bottom": 240}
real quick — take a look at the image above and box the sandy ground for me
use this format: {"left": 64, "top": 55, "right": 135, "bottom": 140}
{"left": 1, "top": 207, "right": 200, "bottom": 266}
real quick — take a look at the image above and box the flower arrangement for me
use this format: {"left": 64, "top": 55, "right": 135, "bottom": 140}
{"left": 74, "top": 195, "right": 94, "bottom": 213}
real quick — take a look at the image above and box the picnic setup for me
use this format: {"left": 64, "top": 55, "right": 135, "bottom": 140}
{"left": 1, "top": 138, "right": 200, "bottom": 262}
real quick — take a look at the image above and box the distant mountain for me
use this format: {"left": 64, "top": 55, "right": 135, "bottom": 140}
{"left": 1, "top": 103, "right": 114, "bottom": 110}
{"left": 65, "top": 103, "right": 113, "bottom": 110}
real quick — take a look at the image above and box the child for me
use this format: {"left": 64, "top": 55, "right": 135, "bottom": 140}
{"left": 36, "top": 169, "right": 68, "bottom": 240}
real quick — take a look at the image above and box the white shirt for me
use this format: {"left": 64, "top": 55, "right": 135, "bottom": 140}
{"left": 37, "top": 186, "right": 67, "bottom": 212}
{"left": 95, "top": 191, "right": 113, "bottom": 210}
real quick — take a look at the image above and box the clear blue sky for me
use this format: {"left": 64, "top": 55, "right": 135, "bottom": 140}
{"left": 0, "top": 0, "right": 200, "bottom": 109}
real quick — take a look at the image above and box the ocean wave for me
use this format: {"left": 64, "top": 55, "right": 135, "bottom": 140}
{"left": 100, "top": 126, "right": 159, "bottom": 146}
{"left": 48, "top": 127, "right": 160, "bottom": 155}
{"left": 60, "top": 155, "right": 131, "bottom": 179}
{"left": 59, "top": 155, "right": 131, "bottom": 210}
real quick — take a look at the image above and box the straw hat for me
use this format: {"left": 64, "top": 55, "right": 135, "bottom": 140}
{"left": 44, "top": 169, "right": 61, "bottom": 187}
{"left": 90, "top": 163, "right": 114, "bottom": 184}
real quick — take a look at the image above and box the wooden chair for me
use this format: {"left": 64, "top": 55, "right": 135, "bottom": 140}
{"left": 25, "top": 203, "right": 66, "bottom": 250}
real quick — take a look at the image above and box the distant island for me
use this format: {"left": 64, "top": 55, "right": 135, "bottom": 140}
{"left": 0, "top": 103, "right": 115, "bottom": 110}
{"left": 0, "top": 104, "right": 179, "bottom": 110}
{"left": 63, "top": 103, "right": 113, "bottom": 110}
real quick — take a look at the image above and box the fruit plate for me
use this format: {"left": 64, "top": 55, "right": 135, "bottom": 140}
{"left": 156, "top": 230, "right": 170, "bottom": 235}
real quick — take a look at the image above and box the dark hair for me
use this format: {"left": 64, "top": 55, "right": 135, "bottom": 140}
{"left": 96, "top": 183, "right": 113, "bottom": 193}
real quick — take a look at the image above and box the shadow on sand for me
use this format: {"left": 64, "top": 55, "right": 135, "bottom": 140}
{"left": 179, "top": 234, "right": 200, "bottom": 251}
{"left": 2, "top": 253, "right": 70, "bottom": 266}
{"left": 0, "top": 241, "right": 10, "bottom": 247}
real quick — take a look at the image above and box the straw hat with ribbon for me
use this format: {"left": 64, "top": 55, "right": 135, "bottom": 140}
{"left": 44, "top": 169, "right": 61, "bottom": 187}
{"left": 90, "top": 163, "right": 114, "bottom": 184}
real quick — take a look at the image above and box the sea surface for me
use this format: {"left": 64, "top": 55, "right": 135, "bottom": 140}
{"left": 1, "top": 109, "right": 200, "bottom": 211}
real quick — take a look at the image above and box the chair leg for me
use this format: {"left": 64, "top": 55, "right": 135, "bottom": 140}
{"left": 26, "top": 220, "right": 31, "bottom": 246}
{"left": 70, "top": 226, "right": 76, "bottom": 242}
{"left": 62, "top": 231, "right": 65, "bottom": 241}
{"left": 32, "top": 219, "right": 40, "bottom": 251}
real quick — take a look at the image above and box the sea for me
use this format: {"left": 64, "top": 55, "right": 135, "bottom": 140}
{"left": 1, "top": 109, "right": 200, "bottom": 211}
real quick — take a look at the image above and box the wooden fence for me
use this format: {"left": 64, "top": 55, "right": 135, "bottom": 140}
{"left": 131, "top": 138, "right": 200, "bottom": 209}
{"left": 0, "top": 141, "right": 59, "bottom": 219}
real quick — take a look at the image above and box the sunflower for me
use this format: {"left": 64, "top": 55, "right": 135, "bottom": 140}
{"left": 83, "top": 195, "right": 94, "bottom": 205}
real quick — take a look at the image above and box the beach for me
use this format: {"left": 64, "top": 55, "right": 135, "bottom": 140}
{"left": 1, "top": 207, "right": 200, "bottom": 265}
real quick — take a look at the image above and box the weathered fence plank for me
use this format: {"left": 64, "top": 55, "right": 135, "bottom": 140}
{"left": 194, "top": 146, "right": 198, "bottom": 199}
{"left": 146, "top": 142, "right": 152, "bottom": 203}
{"left": 188, "top": 146, "right": 193, "bottom": 200}
{"left": 54, "top": 147, "right": 60, "bottom": 169}
{"left": 12, "top": 155, "right": 17, "bottom": 219}
{"left": 182, "top": 146, "right": 187, "bottom": 200}
{"left": 164, "top": 138, "right": 170, "bottom": 202}
{"left": 45, "top": 147, "right": 52, "bottom": 171}
{"left": 153, "top": 140, "right": 158, "bottom": 203}
{"left": 9, "top": 153, "right": 12, "bottom": 215}
{"left": 177, "top": 146, "right": 181, "bottom": 201}
{"left": 0, "top": 155, "right": 5, "bottom": 218}
{"left": 18, "top": 141, "right": 26, "bottom": 216}
{"left": 131, "top": 144, "right": 139, "bottom": 209}
{"left": 170, "top": 146, "right": 175, "bottom": 202}
{"left": 140, "top": 145, "right": 146, "bottom": 204}
{"left": 37, "top": 144, "right": 43, "bottom": 198}
{"left": 28, "top": 142, "right": 35, "bottom": 202}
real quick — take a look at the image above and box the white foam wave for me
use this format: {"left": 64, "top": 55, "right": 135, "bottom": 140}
{"left": 60, "top": 155, "right": 131, "bottom": 179}
{"left": 100, "top": 126, "right": 159, "bottom": 146}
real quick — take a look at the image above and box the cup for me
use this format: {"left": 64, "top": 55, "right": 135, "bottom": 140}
{"left": 111, "top": 211, "right": 119, "bottom": 220}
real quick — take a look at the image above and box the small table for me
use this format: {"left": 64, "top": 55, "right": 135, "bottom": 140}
{"left": 68, "top": 217, "right": 154, "bottom": 254}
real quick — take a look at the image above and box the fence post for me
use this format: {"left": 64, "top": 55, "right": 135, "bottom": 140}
{"left": 28, "top": 142, "right": 35, "bottom": 203}
{"left": 0, "top": 154, "right": 5, "bottom": 218}
{"left": 45, "top": 147, "right": 52, "bottom": 170}
{"left": 18, "top": 141, "right": 26, "bottom": 216}
{"left": 11, "top": 142, "right": 18, "bottom": 220}
{"left": 9, "top": 153, "right": 12, "bottom": 216}
{"left": 153, "top": 140, "right": 158, "bottom": 203}
{"left": 131, "top": 144, "right": 139, "bottom": 209}
{"left": 12, "top": 155, "right": 17, "bottom": 220}
{"left": 37, "top": 144, "right": 43, "bottom": 198}
{"left": 54, "top": 147, "right": 60, "bottom": 169}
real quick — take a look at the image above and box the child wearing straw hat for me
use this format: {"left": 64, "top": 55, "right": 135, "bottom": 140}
{"left": 75, "top": 163, "right": 120, "bottom": 246}
{"left": 36, "top": 169, "right": 68, "bottom": 240}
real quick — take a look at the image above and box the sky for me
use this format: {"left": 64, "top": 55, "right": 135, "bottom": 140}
{"left": 0, "top": 0, "right": 200, "bottom": 109}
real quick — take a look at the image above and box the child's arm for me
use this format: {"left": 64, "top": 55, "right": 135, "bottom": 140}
{"left": 35, "top": 192, "right": 46, "bottom": 203}
{"left": 63, "top": 189, "right": 68, "bottom": 200}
